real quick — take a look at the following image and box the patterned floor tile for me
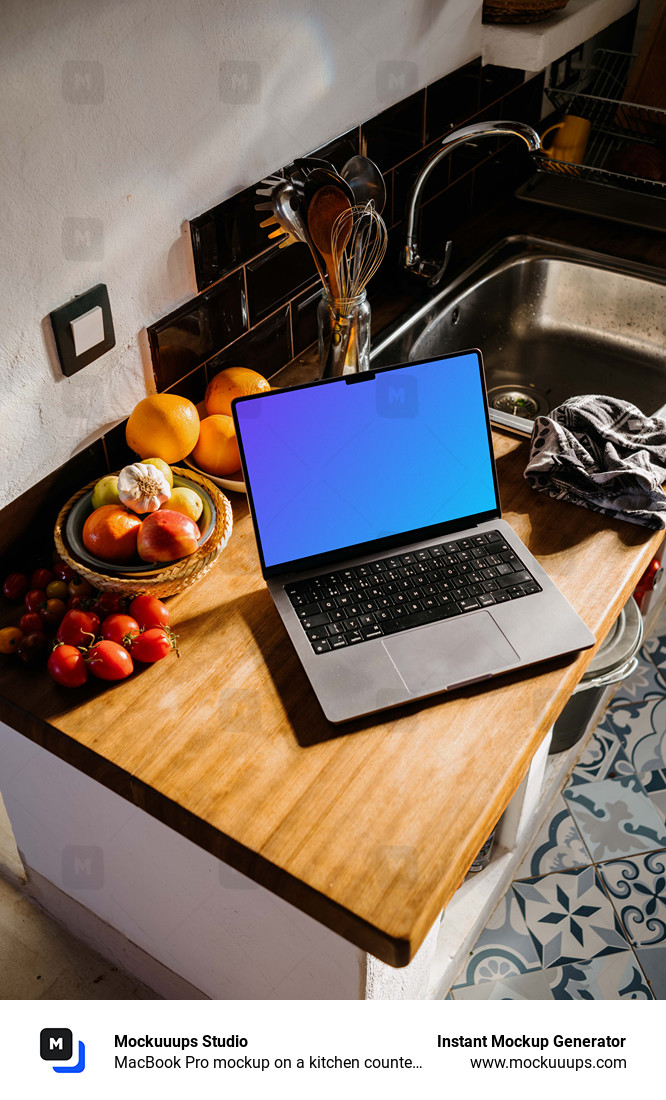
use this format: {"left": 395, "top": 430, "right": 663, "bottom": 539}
{"left": 545, "top": 951, "right": 653, "bottom": 999}
{"left": 453, "top": 969, "right": 554, "bottom": 1000}
{"left": 564, "top": 774, "right": 666, "bottom": 861}
{"left": 512, "top": 866, "right": 629, "bottom": 969}
{"left": 567, "top": 726, "right": 633, "bottom": 788}
{"left": 598, "top": 849, "right": 666, "bottom": 948}
{"left": 452, "top": 891, "right": 542, "bottom": 988}
{"left": 638, "top": 768, "right": 666, "bottom": 821}
{"left": 608, "top": 651, "right": 666, "bottom": 705}
{"left": 598, "top": 693, "right": 666, "bottom": 775}
{"left": 515, "top": 797, "right": 591, "bottom": 879}
{"left": 634, "top": 945, "right": 666, "bottom": 998}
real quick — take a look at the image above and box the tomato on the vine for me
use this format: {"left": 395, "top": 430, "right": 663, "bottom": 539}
{"left": 93, "top": 591, "right": 125, "bottom": 618}
{"left": 19, "top": 612, "right": 43, "bottom": 635}
{"left": 3, "top": 573, "right": 29, "bottom": 600}
{"left": 68, "top": 576, "right": 95, "bottom": 599}
{"left": 128, "top": 595, "right": 170, "bottom": 630}
{"left": 46, "top": 579, "right": 69, "bottom": 601}
{"left": 0, "top": 627, "right": 23, "bottom": 654}
{"left": 57, "top": 609, "right": 100, "bottom": 647}
{"left": 101, "top": 614, "right": 140, "bottom": 646}
{"left": 129, "top": 627, "right": 175, "bottom": 664}
{"left": 86, "top": 640, "right": 133, "bottom": 681}
{"left": 40, "top": 598, "right": 68, "bottom": 629}
{"left": 24, "top": 589, "right": 46, "bottom": 613}
{"left": 16, "top": 632, "right": 48, "bottom": 664}
{"left": 48, "top": 645, "right": 88, "bottom": 688}
{"left": 30, "top": 567, "right": 53, "bottom": 590}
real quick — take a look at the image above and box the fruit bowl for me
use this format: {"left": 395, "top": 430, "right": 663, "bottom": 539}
{"left": 54, "top": 467, "right": 233, "bottom": 597}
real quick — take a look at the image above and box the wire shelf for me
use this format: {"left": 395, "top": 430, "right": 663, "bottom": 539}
{"left": 537, "top": 49, "right": 666, "bottom": 199}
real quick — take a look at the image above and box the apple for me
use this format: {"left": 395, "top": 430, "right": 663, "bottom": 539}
{"left": 91, "top": 474, "right": 120, "bottom": 510}
{"left": 137, "top": 510, "right": 201, "bottom": 563}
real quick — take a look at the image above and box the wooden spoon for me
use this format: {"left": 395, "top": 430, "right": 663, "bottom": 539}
{"left": 307, "top": 185, "right": 352, "bottom": 300}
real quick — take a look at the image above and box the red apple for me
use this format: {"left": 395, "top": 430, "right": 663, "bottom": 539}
{"left": 137, "top": 510, "right": 201, "bottom": 563}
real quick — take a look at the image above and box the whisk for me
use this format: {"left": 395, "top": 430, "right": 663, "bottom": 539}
{"left": 320, "top": 202, "right": 387, "bottom": 378}
{"left": 330, "top": 201, "right": 387, "bottom": 305}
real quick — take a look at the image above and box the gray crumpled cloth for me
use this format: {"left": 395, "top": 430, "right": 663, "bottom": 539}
{"left": 524, "top": 395, "right": 666, "bottom": 529}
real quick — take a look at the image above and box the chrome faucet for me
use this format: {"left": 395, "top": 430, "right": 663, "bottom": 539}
{"left": 402, "top": 120, "right": 541, "bottom": 287}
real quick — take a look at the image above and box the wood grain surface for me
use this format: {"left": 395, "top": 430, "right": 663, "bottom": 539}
{"left": 0, "top": 428, "right": 661, "bottom": 966}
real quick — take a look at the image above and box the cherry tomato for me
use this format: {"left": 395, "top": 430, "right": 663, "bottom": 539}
{"left": 47, "top": 644, "right": 88, "bottom": 687}
{"left": 3, "top": 572, "right": 29, "bottom": 600}
{"left": 0, "top": 627, "right": 23, "bottom": 654}
{"left": 24, "top": 589, "right": 46, "bottom": 612}
{"left": 52, "top": 562, "right": 75, "bottom": 582}
{"left": 46, "top": 579, "right": 69, "bottom": 601}
{"left": 30, "top": 567, "right": 53, "bottom": 590}
{"left": 67, "top": 595, "right": 88, "bottom": 610}
{"left": 86, "top": 640, "right": 133, "bottom": 681}
{"left": 68, "top": 577, "right": 95, "bottom": 599}
{"left": 129, "top": 627, "right": 175, "bottom": 663}
{"left": 40, "top": 598, "right": 68, "bottom": 629}
{"left": 128, "top": 595, "right": 170, "bottom": 630}
{"left": 19, "top": 611, "right": 43, "bottom": 634}
{"left": 94, "top": 591, "right": 126, "bottom": 618}
{"left": 16, "top": 632, "right": 48, "bottom": 664}
{"left": 57, "top": 609, "right": 100, "bottom": 647}
{"left": 101, "top": 614, "right": 141, "bottom": 646}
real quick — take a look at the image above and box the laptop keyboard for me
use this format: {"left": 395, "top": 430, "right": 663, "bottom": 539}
{"left": 285, "top": 529, "right": 542, "bottom": 655}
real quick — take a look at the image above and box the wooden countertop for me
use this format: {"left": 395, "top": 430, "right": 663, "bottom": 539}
{"left": 0, "top": 429, "right": 661, "bottom": 966}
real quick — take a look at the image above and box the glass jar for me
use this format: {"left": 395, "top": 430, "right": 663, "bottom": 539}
{"left": 317, "top": 290, "right": 371, "bottom": 378}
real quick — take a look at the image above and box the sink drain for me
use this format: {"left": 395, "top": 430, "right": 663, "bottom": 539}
{"left": 488, "top": 385, "right": 549, "bottom": 419}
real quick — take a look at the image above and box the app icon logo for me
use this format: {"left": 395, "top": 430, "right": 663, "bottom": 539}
{"left": 40, "top": 1028, "right": 86, "bottom": 1073}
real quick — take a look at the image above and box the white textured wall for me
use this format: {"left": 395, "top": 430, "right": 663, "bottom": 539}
{"left": 0, "top": 0, "right": 482, "bottom": 509}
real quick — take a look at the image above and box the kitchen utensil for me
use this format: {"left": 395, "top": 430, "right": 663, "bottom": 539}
{"left": 255, "top": 179, "right": 328, "bottom": 285}
{"left": 307, "top": 185, "right": 353, "bottom": 299}
{"left": 340, "top": 155, "right": 387, "bottom": 213}
{"left": 318, "top": 201, "right": 387, "bottom": 377}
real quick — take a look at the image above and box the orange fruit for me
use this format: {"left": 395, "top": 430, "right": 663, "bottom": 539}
{"left": 126, "top": 394, "right": 200, "bottom": 464}
{"left": 204, "top": 367, "right": 270, "bottom": 416}
{"left": 192, "top": 415, "right": 241, "bottom": 477}
{"left": 82, "top": 505, "right": 141, "bottom": 563}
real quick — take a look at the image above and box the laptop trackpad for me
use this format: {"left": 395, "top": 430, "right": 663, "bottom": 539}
{"left": 382, "top": 612, "right": 519, "bottom": 695}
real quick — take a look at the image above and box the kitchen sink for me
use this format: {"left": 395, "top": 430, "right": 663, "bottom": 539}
{"left": 371, "top": 236, "right": 666, "bottom": 435}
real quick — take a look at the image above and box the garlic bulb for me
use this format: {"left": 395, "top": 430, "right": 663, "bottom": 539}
{"left": 118, "top": 463, "right": 171, "bottom": 514}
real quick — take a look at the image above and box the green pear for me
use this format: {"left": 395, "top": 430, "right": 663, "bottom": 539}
{"left": 91, "top": 475, "right": 120, "bottom": 509}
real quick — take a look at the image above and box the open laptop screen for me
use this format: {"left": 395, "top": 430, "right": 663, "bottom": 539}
{"left": 233, "top": 351, "right": 500, "bottom": 573}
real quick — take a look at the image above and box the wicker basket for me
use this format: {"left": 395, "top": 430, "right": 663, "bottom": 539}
{"left": 54, "top": 466, "right": 233, "bottom": 598}
{"left": 483, "top": 0, "right": 568, "bottom": 23}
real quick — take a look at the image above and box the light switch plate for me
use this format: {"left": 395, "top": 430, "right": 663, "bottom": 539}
{"left": 49, "top": 284, "right": 115, "bottom": 377}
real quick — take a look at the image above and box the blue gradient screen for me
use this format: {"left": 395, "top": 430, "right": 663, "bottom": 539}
{"left": 234, "top": 354, "right": 498, "bottom": 569}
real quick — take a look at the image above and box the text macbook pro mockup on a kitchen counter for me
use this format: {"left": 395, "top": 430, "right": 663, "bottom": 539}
{"left": 233, "top": 350, "right": 595, "bottom": 722}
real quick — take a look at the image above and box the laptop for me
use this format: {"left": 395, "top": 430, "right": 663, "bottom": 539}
{"left": 232, "top": 350, "right": 595, "bottom": 723}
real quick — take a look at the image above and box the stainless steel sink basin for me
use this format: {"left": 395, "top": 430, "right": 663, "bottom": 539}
{"left": 372, "top": 236, "right": 666, "bottom": 435}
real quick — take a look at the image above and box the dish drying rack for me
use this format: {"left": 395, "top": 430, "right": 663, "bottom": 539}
{"left": 518, "top": 49, "right": 666, "bottom": 230}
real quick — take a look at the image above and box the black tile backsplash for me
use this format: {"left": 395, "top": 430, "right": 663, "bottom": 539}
{"left": 149, "top": 55, "right": 551, "bottom": 404}
{"left": 425, "top": 59, "right": 481, "bottom": 144}
{"left": 360, "top": 89, "right": 426, "bottom": 174}
{"left": 190, "top": 183, "right": 271, "bottom": 292}
{"left": 148, "top": 269, "right": 247, "bottom": 391}
{"left": 245, "top": 243, "right": 318, "bottom": 326}
{"left": 204, "top": 304, "right": 292, "bottom": 382}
